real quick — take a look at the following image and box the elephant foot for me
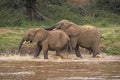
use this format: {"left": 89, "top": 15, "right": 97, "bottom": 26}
{"left": 75, "top": 53, "right": 83, "bottom": 59}
{"left": 76, "top": 56, "right": 83, "bottom": 59}
{"left": 34, "top": 55, "right": 38, "bottom": 58}
{"left": 44, "top": 54, "right": 48, "bottom": 59}
{"left": 92, "top": 52, "right": 99, "bottom": 58}
{"left": 33, "top": 57, "right": 39, "bottom": 59}
{"left": 33, "top": 57, "right": 38, "bottom": 59}
{"left": 80, "top": 56, "right": 83, "bottom": 59}
{"left": 92, "top": 54, "right": 97, "bottom": 58}
{"left": 34, "top": 53, "right": 40, "bottom": 58}
{"left": 44, "top": 57, "right": 48, "bottom": 59}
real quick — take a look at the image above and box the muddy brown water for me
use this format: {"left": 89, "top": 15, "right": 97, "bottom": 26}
{"left": 0, "top": 54, "right": 120, "bottom": 80}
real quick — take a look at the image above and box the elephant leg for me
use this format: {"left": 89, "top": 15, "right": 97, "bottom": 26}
{"left": 34, "top": 43, "right": 42, "bottom": 58}
{"left": 56, "top": 49, "right": 61, "bottom": 56}
{"left": 91, "top": 45, "right": 99, "bottom": 58}
{"left": 92, "top": 52, "right": 97, "bottom": 58}
{"left": 62, "top": 45, "right": 70, "bottom": 56}
{"left": 43, "top": 50, "right": 48, "bottom": 59}
{"left": 43, "top": 47, "right": 48, "bottom": 59}
{"left": 87, "top": 48, "right": 92, "bottom": 55}
{"left": 92, "top": 51, "right": 100, "bottom": 58}
{"left": 70, "top": 37, "right": 78, "bottom": 50}
{"left": 75, "top": 45, "right": 82, "bottom": 58}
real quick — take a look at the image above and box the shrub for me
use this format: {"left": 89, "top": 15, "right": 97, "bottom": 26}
{"left": 106, "top": 46, "right": 120, "bottom": 55}
{"left": 95, "top": 0, "right": 120, "bottom": 12}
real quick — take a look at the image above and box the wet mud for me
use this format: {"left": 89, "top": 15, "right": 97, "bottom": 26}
{"left": 0, "top": 54, "right": 120, "bottom": 80}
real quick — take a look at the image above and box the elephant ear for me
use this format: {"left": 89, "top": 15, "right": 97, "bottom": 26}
{"left": 64, "top": 24, "right": 80, "bottom": 36}
{"left": 55, "top": 19, "right": 80, "bottom": 36}
{"left": 32, "top": 28, "right": 48, "bottom": 42}
{"left": 57, "top": 20, "right": 80, "bottom": 36}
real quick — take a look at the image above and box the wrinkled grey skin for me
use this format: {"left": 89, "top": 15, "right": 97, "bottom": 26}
{"left": 46, "top": 19, "right": 101, "bottom": 58}
{"left": 18, "top": 28, "right": 70, "bottom": 59}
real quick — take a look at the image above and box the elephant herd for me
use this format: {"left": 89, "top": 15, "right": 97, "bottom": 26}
{"left": 18, "top": 19, "right": 102, "bottom": 59}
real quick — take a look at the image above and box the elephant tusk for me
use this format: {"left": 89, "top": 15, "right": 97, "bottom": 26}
{"left": 53, "top": 28, "right": 57, "bottom": 30}
{"left": 23, "top": 41, "right": 26, "bottom": 44}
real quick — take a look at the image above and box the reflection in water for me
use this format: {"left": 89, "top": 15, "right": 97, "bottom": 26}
{"left": 0, "top": 55, "right": 120, "bottom": 80}
{"left": 0, "top": 71, "right": 35, "bottom": 75}
{"left": 48, "top": 77, "right": 104, "bottom": 80}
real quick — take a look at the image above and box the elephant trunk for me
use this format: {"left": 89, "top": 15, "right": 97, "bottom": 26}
{"left": 44, "top": 26, "right": 56, "bottom": 30}
{"left": 18, "top": 38, "right": 25, "bottom": 52}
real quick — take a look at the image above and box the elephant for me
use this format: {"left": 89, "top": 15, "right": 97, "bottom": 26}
{"left": 18, "top": 28, "right": 70, "bottom": 59}
{"left": 45, "top": 19, "right": 101, "bottom": 58}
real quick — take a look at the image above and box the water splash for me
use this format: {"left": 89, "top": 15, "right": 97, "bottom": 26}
{"left": 0, "top": 53, "right": 119, "bottom": 62}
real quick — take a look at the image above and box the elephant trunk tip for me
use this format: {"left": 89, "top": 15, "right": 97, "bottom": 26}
{"left": 18, "top": 45, "right": 22, "bottom": 54}
{"left": 18, "top": 47, "right": 21, "bottom": 52}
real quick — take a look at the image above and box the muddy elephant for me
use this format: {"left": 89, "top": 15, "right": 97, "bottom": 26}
{"left": 45, "top": 19, "right": 101, "bottom": 58}
{"left": 18, "top": 28, "right": 70, "bottom": 59}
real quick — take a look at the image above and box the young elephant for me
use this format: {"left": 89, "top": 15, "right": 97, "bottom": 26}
{"left": 46, "top": 19, "right": 102, "bottom": 58}
{"left": 18, "top": 28, "right": 70, "bottom": 59}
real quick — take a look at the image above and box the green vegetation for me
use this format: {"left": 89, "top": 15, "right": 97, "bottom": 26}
{"left": 106, "top": 46, "right": 120, "bottom": 55}
{"left": 0, "top": 0, "right": 120, "bottom": 54}
{"left": 100, "top": 27, "right": 120, "bottom": 55}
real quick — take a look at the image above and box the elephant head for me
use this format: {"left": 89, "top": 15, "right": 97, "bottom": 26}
{"left": 18, "top": 28, "right": 48, "bottom": 51}
{"left": 53, "top": 19, "right": 80, "bottom": 36}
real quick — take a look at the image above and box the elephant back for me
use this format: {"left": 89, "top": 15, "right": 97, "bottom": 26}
{"left": 78, "top": 25, "right": 101, "bottom": 46}
{"left": 48, "top": 30, "right": 69, "bottom": 41}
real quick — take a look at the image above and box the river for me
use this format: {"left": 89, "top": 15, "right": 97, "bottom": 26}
{"left": 0, "top": 54, "right": 120, "bottom": 80}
